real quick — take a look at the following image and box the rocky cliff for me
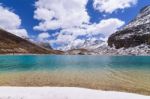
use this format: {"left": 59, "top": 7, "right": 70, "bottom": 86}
{"left": 108, "top": 5, "right": 150, "bottom": 49}
{"left": 0, "top": 29, "right": 63, "bottom": 54}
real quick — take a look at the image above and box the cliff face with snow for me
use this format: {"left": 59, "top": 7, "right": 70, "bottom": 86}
{"left": 108, "top": 5, "right": 150, "bottom": 49}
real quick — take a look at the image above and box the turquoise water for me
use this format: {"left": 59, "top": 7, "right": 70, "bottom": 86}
{"left": 0, "top": 55, "right": 150, "bottom": 72}
{"left": 0, "top": 55, "right": 150, "bottom": 94}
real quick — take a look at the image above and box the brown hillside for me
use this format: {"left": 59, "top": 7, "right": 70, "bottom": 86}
{"left": 0, "top": 29, "right": 63, "bottom": 54}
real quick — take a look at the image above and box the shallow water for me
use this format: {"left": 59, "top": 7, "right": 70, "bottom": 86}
{"left": 0, "top": 55, "right": 150, "bottom": 95}
{"left": 0, "top": 55, "right": 150, "bottom": 71}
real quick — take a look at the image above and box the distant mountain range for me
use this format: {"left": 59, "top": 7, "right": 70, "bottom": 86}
{"left": 0, "top": 29, "right": 63, "bottom": 54}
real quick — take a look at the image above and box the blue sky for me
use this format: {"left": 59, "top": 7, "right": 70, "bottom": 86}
{"left": 0, "top": 0, "right": 150, "bottom": 50}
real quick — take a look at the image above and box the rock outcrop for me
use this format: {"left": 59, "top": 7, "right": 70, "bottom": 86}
{"left": 108, "top": 5, "right": 150, "bottom": 49}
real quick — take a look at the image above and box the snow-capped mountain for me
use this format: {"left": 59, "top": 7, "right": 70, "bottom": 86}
{"left": 125, "top": 5, "right": 150, "bottom": 28}
{"left": 82, "top": 39, "right": 106, "bottom": 49}
{"left": 63, "top": 39, "right": 105, "bottom": 50}
{"left": 108, "top": 5, "right": 150, "bottom": 49}
{"left": 60, "top": 34, "right": 106, "bottom": 51}
{"left": 66, "top": 5, "right": 150, "bottom": 55}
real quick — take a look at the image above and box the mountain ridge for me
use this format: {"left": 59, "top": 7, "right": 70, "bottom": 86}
{"left": 108, "top": 5, "right": 150, "bottom": 49}
{"left": 0, "top": 29, "right": 63, "bottom": 54}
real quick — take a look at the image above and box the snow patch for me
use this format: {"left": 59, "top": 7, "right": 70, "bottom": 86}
{"left": 0, "top": 87, "right": 149, "bottom": 99}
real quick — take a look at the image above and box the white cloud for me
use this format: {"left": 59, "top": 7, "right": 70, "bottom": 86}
{"left": 34, "top": 0, "right": 89, "bottom": 31}
{"left": 51, "top": 18, "right": 124, "bottom": 50}
{"left": 0, "top": 6, "right": 28, "bottom": 37}
{"left": 10, "top": 29, "right": 28, "bottom": 38}
{"left": 55, "top": 18, "right": 124, "bottom": 41}
{"left": 33, "top": 0, "right": 136, "bottom": 50}
{"left": 86, "top": 18, "right": 125, "bottom": 36}
{"left": 38, "top": 32, "right": 50, "bottom": 41}
{"left": 93, "top": 0, "right": 137, "bottom": 13}
{"left": 55, "top": 38, "right": 85, "bottom": 50}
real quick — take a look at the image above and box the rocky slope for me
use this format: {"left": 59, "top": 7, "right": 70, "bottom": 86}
{"left": 91, "top": 44, "right": 150, "bottom": 55}
{"left": 108, "top": 5, "right": 150, "bottom": 49}
{"left": 66, "top": 44, "right": 150, "bottom": 56}
{"left": 0, "top": 29, "right": 63, "bottom": 54}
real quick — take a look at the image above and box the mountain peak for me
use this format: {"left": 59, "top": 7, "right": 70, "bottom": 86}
{"left": 137, "top": 5, "right": 150, "bottom": 19}
{"left": 108, "top": 5, "right": 150, "bottom": 49}
{"left": 124, "top": 5, "right": 150, "bottom": 28}
{"left": 140, "top": 5, "right": 150, "bottom": 14}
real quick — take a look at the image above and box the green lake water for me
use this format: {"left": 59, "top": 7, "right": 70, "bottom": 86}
{"left": 0, "top": 55, "right": 150, "bottom": 71}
